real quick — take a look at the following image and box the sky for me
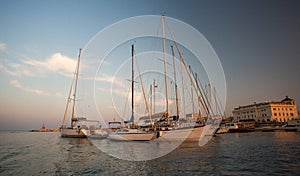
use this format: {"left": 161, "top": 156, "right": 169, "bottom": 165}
{"left": 0, "top": 0, "right": 299, "bottom": 130}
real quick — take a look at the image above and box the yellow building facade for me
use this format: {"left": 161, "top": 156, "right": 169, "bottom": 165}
{"left": 233, "top": 96, "right": 298, "bottom": 123}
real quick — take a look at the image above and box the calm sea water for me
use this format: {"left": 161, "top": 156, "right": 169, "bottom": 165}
{"left": 1, "top": 131, "right": 300, "bottom": 175}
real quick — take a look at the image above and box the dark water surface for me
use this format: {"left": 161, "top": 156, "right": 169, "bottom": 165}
{"left": 1, "top": 131, "right": 299, "bottom": 175}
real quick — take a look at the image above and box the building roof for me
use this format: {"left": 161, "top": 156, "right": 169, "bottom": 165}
{"left": 281, "top": 96, "right": 293, "bottom": 102}
{"left": 233, "top": 96, "right": 295, "bottom": 111}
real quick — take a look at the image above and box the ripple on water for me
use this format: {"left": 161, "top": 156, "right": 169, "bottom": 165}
{"left": 0, "top": 131, "right": 300, "bottom": 175}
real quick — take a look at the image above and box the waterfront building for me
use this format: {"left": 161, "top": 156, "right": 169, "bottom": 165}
{"left": 232, "top": 96, "right": 298, "bottom": 123}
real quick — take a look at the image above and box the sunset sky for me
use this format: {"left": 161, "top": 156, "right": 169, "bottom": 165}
{"left": 0, "top": 0, "right": 299, "bottom": 130}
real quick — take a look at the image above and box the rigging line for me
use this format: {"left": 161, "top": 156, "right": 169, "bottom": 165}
{"left": 62, "top": 77, "right": 75, "bottom": 126}
{"left": 122, "top": 87, "right": 131, "bottom": 119}
{"left": 165, "top": 21, "right": 210, "bottom": 117}
{"left": 178, "top": 65, "right": 190, "bottom": 115}
{"left": 194, "top": 72, "right": 214, "bottom": 117}
{"left": 192, "top": 66, "right": 214, "bottom": 117}
{"left": 135, "top": 52, "right": 152, "bottom": 124}
{"left": 194, "top": 72, "right": 209, "bottom": 111}
{"left": 149, "top": 24, "right": 161, "bottom": 52}
{"left": 62, "top": 49, "right": 81, "bottom": 127}
{"left": 214, "top": 87, "right": 225, "bottom": 116}
{"left": 72, "top": 48, "right": 82, "bottom": 121}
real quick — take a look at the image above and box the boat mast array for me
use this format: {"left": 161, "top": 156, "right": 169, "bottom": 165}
{"left": 62, "top": 48, "right": 82, "bottom": 128}
{"left": 160, "top": 15, "right": 210, "bottom": 118}
{"left": 165, "top": 23, "right": 210, "bottom": 117}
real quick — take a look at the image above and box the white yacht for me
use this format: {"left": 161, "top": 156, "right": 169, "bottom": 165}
{"left": 108, "top": 45, "right": 155, "bottom": 141}
{"left": 108, "top": 128, "right": 155, "bottom": 141}
{"left": 60, "top": 49, "right": 99, "bottom": 138}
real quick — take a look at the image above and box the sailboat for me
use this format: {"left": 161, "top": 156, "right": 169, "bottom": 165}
{"left": 60, "top": 49, "right": 99, "bottom": 138}
{"left": 153, "top": 15, "right": 221, "bottom": 143}
{"left": 108, "top": 45, "right": 155, "bottom": 141}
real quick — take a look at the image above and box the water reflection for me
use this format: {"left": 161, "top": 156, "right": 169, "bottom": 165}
{"left": 56, "top": 132, "right": 300, "bottom": 175}
{"left": 90, "top": 138, "right": 184, "bottom": 161}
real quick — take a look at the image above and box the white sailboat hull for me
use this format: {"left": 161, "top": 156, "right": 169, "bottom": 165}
{"left": 156, "top": 126, "right": 205, "bottom": 142}
{"left": 61, "top": 128, "right": 86, "bottom": 138}
{"left": 109, "top": 133, "right": 155, "bottom": 141}
{"left": 108, "top": 129, "right": 155, "bottom": 141}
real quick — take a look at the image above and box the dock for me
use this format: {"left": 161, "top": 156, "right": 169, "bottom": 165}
{"left": 254, "top": 126, "right": 298, "bottom": 132}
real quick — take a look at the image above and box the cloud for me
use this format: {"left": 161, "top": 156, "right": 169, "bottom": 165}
{"left": 0, "top": 64, "right": 17, "bottom": 76}
{"left": 55, "top": 92, "right": 63, "bottom": 97}
{"left": 24, "top": 53, "right": 76, "bottom": 77}
{"left": 10, "top": 80, "right": 22, "bottom": 88}
{"left": 94, "top": 75, "right": 129, "bottom": 90}
{"left": 98, "top": 87, "right": 129, "bottom": 98}
{"left": 10, "top": 79, "right": 51, "bottom": 96}
{"left": 0, "top": 42, "right": 6, "bottom": 51}
{"left": 0, "top": 63, "right": 35, "bottom": 77}
{"left": 1, "top": 52, "right": 75, "bottom": 78}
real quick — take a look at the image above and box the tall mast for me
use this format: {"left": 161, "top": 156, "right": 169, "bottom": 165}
{"left": 214, "top": 86, "right": 217, "bottom": 115}
{"left": 189, "top": 66, "right": 195, "bottom": 114}
{"left": 204, "top": 83, "right": 214, "bottom": 116}
{"left": 168, "top": 30, "right": 210, "bottom": 116}
{"left": 153, "top": 80, "right": 156, "bottom": 114}
{"left": 179, "top": 57, "right": 186, "bottom": 119}
{"left": 171, "top": 45, "right": 179, "bottom": 118}
{"left": 136, "top": 52, "right": 152, "bottom": 125}
{"left": 131, "top": 44, "right": 135, "bottom": 124}
{"left": 71, "top": 48, "right": 82, "bottom": 126}
{"left": 161, "top": 15, "right": 169, "bottom": 124}
{"left": 195, "top": 73, "right": 202, "bottom": 114}
{"left": 208, "top": 84, "right": 212, "bottom": 109}
{"left": 150, "top": 85, "right": 152, "bottom": 115}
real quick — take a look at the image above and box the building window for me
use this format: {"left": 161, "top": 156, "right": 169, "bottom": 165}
{"left": 291, "top": 113, "right": 294, "bottom": 116}
{"left": 273, "top": 108, "right": 276, "bottom": 111}
{"left": 283, "top": 113, "right": 285, "bottom": 116}
{"left": 290, "top": 108, "right": 292, "bottom": 111}
{"left": 279, "top": 113, "right": 281, "bottom": 116}
{"left": 274, "top": 113, "right": 277, "bottom": 116}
